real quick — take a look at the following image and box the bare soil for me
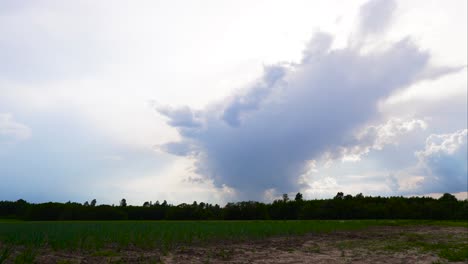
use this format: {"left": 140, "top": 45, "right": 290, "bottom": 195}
{"left": 161, "top": 226, "right": 467, "bottom": 264}
{"left": 6, "top": 225, "right": 468, "bottom": 264}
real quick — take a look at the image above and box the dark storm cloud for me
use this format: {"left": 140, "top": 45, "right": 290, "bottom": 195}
{"left": 221, "top": 65, "right": 286, "bottom": 127}
{"left": 155, "top": 0, "right": 456, "bottom": 199}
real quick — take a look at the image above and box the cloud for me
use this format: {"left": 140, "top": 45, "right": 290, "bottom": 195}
{"left": 156, "top": 0, "right": 457, "bottom": 199}
{"left": 155, "top": 105, "right": 201, "bottom": 128}
{"left": 298, "top": 117, "right": 429, "bottom": 198}
{"left": 155, "top": 0, "right": 463, "bottom": 200}
{"left": 416, "top": 129, "right": 467, "bottom": 193}
{"left": 0, "top": 2, "right": 114, "bottom": 82}
{"left": 384, "top": 129, "right": 467, "bottom": 195}
{"left": 0, "top": 113, "right": 31, "bottom": 143}
{"left": 358, "top": 0, "right": 397, "bottom": 36}
{"left": 337, "top": 118, "right": 427, "bottom": 162}
{"left": 221, "top": 65, "right": 287, "bottom": 127}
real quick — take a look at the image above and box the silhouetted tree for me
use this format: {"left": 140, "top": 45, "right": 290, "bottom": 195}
{"left": 295, "top": 192, "right": 303, "bottom": 202}
{"left": 334, "top": 192, "right": 344, "bottom": 200}
{"left": 90, "top": 199, "right": 97, "bottom": 207}
{"left": 1, "top": 192, "right": 465, "bottom": 221}
{"left": 439, "top": 193, "right": 457, "bottom": 202}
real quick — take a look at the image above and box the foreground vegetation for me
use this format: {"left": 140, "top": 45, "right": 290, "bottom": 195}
{"left": 1, "top": 193, "right": 466, "bottom": 221}
{"left": 0, "top": 220, "right": 466, "bottom": 263}
{"left": 0, "top": 220, "right": 399, "bottom": 250}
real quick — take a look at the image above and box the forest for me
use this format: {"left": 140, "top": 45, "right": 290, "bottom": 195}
{"left": 0, "top": 192, "right": 466, "bottom": 221}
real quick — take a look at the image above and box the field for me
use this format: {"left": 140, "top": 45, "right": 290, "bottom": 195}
{"left": 0, "top": 220, "right": 467, "bottom": 263}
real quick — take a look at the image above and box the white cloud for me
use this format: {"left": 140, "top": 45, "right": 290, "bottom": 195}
{"left": 418, "top": 129, "right": 467, "bottom": 157}
{"left": 382, "top": 129, "right": 467, "bottom": 195}
{"left": 416, "top": 129, "right": 467, "bottom": 192}
{"left": 0, "top": 113, "right": 31, "bottom": 143}
{"left": 307, "top": 128, "right": 467, "bottom": 197}
{"left": 338, "top": 118, "right": 427, "bottom": 162}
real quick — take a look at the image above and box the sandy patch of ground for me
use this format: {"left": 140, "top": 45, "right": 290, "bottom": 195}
{"left": 162, "top": 226, "right": 467, "bottom": 264}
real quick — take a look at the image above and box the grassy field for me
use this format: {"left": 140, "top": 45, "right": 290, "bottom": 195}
{"left": 0, "top": 220, "right": 467, "bottom": 263}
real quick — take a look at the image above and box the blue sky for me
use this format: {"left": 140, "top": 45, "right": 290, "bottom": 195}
{"left": 0, "top": 0, "right": 466, "bottom": 205}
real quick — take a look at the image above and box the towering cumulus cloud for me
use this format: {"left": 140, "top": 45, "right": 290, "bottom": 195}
{"left": 416, "top": 129, "right": 468, "bottom": 193}
{"left": 156, "top": 0, "right": 455, "bottom": 199}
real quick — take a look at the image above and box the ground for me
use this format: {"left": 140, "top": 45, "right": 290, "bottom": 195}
{"left": 4, "top": 225, "right": 467, "bottom": 264}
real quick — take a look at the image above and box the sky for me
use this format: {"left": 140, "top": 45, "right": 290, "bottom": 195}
{"left": 0, "top": 0, "right": 466, "bottom": 205}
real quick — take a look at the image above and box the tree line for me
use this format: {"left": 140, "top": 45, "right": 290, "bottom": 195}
{"left": 0, "top": 192, "right": 466, "bottom": 221}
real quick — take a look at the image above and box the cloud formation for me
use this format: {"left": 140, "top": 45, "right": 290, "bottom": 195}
{"left": 337, "top": 118, "right": 427, "bottom": 162}
{"left": 416, "top": 129, "right": 467, "bottom": 193}
{"left": 358, "top": 0, "right": 396, "bottom": 36}
{"left": 0, "top": 113, "right": 31, "bottom": 143}
{"left": 155, "top": 0, "right": 459, "bottom": 199}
